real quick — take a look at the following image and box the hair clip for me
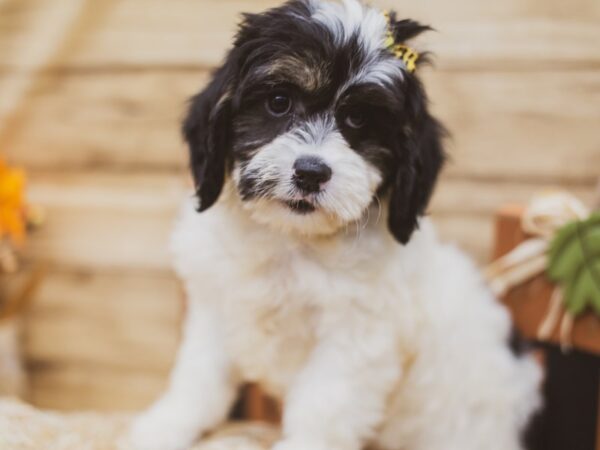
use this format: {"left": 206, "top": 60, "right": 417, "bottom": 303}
{"left": 383, "top": 11, "right": 419, "bottom": 73}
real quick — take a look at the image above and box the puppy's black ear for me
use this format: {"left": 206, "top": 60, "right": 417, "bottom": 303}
{"left": 388, "top": 77, "right": 446, "bottom": 244}
{"left": 183, "top": 61, "right": 235, "bottom": 212}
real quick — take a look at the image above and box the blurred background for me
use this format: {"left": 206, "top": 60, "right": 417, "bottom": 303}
{"left": 0, "top": 0, "right": 598, "bottom": 415}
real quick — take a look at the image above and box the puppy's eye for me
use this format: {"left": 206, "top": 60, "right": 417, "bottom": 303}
{"left": 266, "top": 94, "right": 292, "bottom": 116}
{"left": 344, "top": 110, "right": 365, "bottom": 129}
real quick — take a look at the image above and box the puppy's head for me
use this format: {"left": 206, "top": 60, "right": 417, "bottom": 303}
{"left": 183, "top": 0, "right": 445, "bottom": 243}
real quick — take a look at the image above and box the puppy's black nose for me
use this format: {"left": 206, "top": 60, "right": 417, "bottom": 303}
{"left": 293, "top": 156, "right": 332, "bottom": 192}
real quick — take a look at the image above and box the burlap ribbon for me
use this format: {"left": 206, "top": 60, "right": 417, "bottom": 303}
{"left": 484, "top": 191, "right": 591, "bottom": 350}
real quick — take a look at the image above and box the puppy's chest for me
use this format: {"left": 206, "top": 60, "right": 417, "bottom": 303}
{"left": 218, "top": 249, "right": 352, "bottom": 395}
{"left": 205, "top": 229, "right": 391, "bottom": 394}
{"left": 224, "top": 295, "right": 318, "bottom": 396}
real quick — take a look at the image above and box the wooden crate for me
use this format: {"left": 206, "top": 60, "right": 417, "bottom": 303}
{"left": 494, "top": 205, "right": 600, "bottom": 354}
{"left": 494, "top": 205, "right": 600, "bottom": 450}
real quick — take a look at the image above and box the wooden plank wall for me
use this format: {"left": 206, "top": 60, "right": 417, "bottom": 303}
{"left": 0, "top": 0, "right": 598, "bottom": 411}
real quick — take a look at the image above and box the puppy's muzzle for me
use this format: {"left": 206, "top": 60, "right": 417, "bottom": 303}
{"left": 293, "top": 156, "right": 332, "bottom": 193}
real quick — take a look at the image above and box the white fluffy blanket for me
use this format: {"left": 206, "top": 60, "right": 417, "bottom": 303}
{"left": 0, "top": 399, "right": 279, "bottom": 450}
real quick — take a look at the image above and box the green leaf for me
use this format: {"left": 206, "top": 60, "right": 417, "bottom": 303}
{"left": 546, "top": 211, "right": 600, "bottom": 318}
{"left": 548, "top": 221, "right": 578, "bottom": 271}
{"left": 547, "top": 222, "right": 584, "bottom": 281}
{"left": 564, "top": 268, "right": 595, "bottom": 315}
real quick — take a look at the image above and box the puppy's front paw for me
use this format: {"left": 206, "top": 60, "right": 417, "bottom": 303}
{"left": 128, "top": 408, "right": 201, "bottom": 450}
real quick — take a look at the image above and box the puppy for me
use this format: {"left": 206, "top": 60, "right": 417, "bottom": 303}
{"left": 130, "top": 1, "right": 541, "bottom": 449}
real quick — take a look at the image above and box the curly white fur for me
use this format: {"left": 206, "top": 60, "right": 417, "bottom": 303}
{"left": 130, "top": 0, "right": 541, "bottom": 447}
{"left": 129, "top": 183, "right": 541, "bottom": 450}
{"left": 234, "top": 126, "right": 382, "bottom": 237}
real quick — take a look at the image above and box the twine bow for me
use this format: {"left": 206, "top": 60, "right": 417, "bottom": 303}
{"left": 484, "top": 191, "right": 591, "bottom": 350}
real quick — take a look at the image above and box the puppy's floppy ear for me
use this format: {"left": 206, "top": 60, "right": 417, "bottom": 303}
{"left": 388, "top": 76, "right": 446, "bottom": 244}
{"left": 183, "top": 60, "right": 235, "bottom": 212}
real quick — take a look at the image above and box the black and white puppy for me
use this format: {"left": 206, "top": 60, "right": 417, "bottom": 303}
{"left": 130, "top": 1, "right": 541, "bottom": 450}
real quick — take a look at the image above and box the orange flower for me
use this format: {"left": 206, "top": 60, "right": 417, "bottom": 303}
{"left": 0, "top": 158, "right": 28, "bottom": 247}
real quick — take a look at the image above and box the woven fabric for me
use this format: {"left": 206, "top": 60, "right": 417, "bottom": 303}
{"left": 0, "top": 398, "right": 279, "bottom": 450}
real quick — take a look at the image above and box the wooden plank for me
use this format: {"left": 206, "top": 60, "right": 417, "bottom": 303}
{"left": 3, "top": 69, "right": 599, "bottom": 183}
{"left": 2, "top": 71, "right": 205, "bottom": 171}
{"left": 430, "top": 177, "right": 597, "bottom": 262}
{"left": 19, "top": 172, "right": 597, "bottom": 270}
{"left": 240, "top": 383, "right": 281, "bottom": 424}
{"left": 378, "top": 0, "right": 600, "bottom": 22}
{"left": 1, "top": 0, "right": 599, "bottom": 71}
{"left": 430, "top": 177, "right": 597, "bottom": 215}
{"left": 18, "top": 213, "right": 499, "bottom": 412}
{"left": 430, "top": 214, "right": 493, "bottom": 263}
{"left": 0, "top": 0, "right": 107, "bottom": 72}
{"left": 27, "top": 363, "right": 169, "bottom": 411}
{"left": 0, "top": 0, "right": 61, "bottom": 66}
{"left": 45, "top": 20, "right": 600, "bottom": 71}
{"left": 23, "top": 269, "right": 182, "bottom": 371}
{"left": 22, "top": 269, "right": 182, "bottom": 411}
{"left": 424, "top": 69, "right": 600, "bottom": 183}
{"left": 0, "top": 0, "right": 87, "bottom": 137}
{"left": 12, "top": 216, "right": 513, "bottom": 412}
{"left": 24, "top": 172, "right": 187, "bottom": 271}
{"left": 18, "top": 180, "right": 598, "bottom": 411}
{"left": 493, "top": 206, "right": 600, "bottom": 355}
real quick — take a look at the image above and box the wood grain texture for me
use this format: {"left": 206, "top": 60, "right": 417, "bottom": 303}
{"left": 20, "top": 172, "right": 597, "bottom": 271}
{"left": 27, "top": 363, "right": 169, "bottom": 411}
{"left": 17, "top": 176, "right": 597, "bottom": 411}
{"left": 425, "top": 70, "right": 600, "bottom": 183}
{"left": 0, "top": 0, "right": 86, "bottom": 130}
{"left": 430, "top": 179, "right": 597, "bottom": 215}
{"left": 21, "top": 188, "right": 600, "bottom": 412}
{"left": 3, "top": 69, "right": 599, "bottom": 183}
{"left": 1, "top": 0, "right": 598, "bottom": 413}
{"left": 430, "top": 180, "right": 596, "bottom": 260}
{"left": 2, "top": 71, "right": 203, "bottom": 170}
{"left": 24, "top": 270, "right": 182, "bottom": 370}
{"left": 22, "top": 269, "right": 182, "bottom": 410}
{"left": 1, "top": 0, "right": 599, "bottom": 71}
{"left": 24, "top": 172, "right": 187, "bottom": 271}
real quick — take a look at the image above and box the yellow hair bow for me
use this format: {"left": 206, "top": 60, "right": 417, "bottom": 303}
{"left": 383, "top": 11, "right": 419, "bottom": 73}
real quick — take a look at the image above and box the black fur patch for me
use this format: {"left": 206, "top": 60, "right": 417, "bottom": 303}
{"left": 507, "top": 325, "right": 530, "bottom": 357}
{"left": 182, "top": 0, "right": 446, "bottom": 243}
